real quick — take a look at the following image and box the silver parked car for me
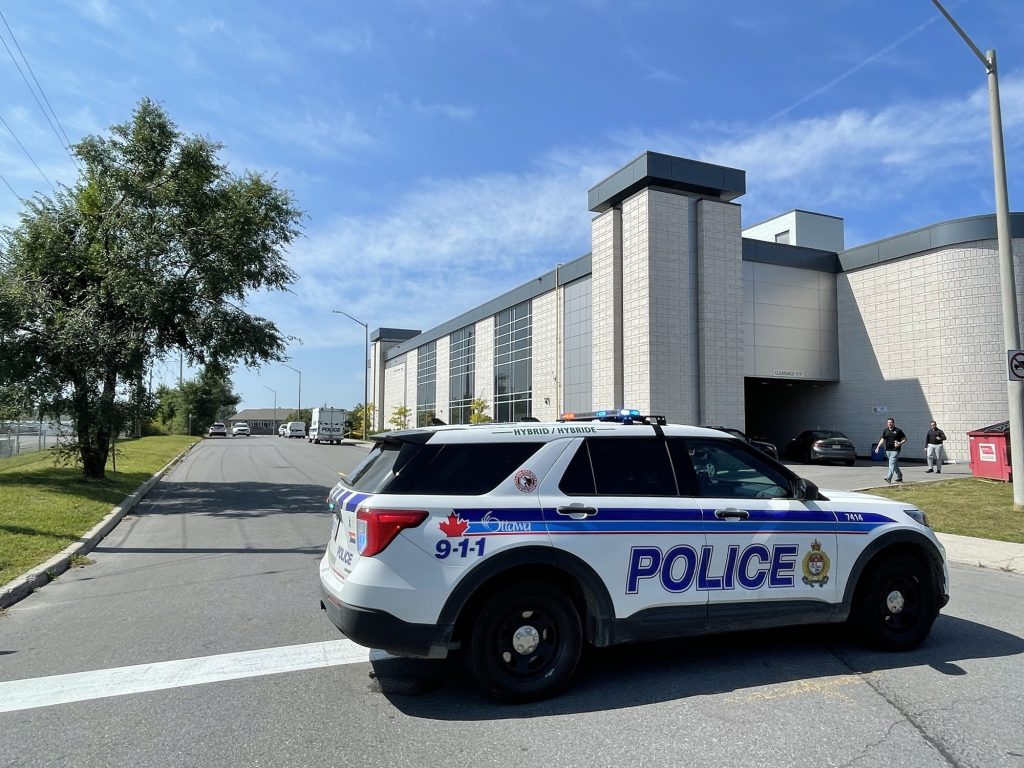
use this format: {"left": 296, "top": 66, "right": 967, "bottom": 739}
{"left": 785, "top": 429, "right": 857, "bottom": 466}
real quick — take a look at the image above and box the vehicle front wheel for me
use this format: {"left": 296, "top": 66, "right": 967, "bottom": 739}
{"left": 465, "top": 581, "right": 582, "bottom": 703}
{"left": 855, "top": 554, "right": 937, "bottom": 651}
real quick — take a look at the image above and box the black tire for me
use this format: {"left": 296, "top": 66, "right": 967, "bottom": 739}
{"left": 855, "top": 554, "right": 937, "bottom": 650}
{"left": 465, "top": 581, "right": 582, "bottom": 703}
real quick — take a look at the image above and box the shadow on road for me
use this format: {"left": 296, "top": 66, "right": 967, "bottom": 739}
{"left": 366, "top": 614, "right": 1023, "bottom": 718}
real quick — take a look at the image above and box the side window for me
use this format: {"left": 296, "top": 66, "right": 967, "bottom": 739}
{"left": 674, "top": 438, "right": 792, "bottom": 499}
{"left": 384, "top": 442, "right": 544, "bottom": 495}
{"left": 561, "top": 437, "right": 677, "bottom": 496}
{"left": 558, "top": 442, "right": 596, "bottom": 495}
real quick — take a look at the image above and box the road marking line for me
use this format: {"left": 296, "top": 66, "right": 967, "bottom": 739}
{"left": 0, "top": 639, "right": 387, "bottom": 713}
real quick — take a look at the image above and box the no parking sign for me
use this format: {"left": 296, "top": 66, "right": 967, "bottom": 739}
{"left": 1009, "top": 350, "right": 1024, "bottom": 381}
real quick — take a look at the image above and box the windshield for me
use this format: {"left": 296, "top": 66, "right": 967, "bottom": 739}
{"left": 812, "top": 430, "right": 847, "bottom": 440}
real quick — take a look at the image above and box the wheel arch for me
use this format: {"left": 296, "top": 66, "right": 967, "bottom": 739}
{"left": 438, "top": 546, "right": 616, "bottom": 650}
{"left": 838, "top": 530, "right": 947, "bottom": 620}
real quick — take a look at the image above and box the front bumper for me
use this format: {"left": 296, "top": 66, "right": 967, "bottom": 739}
{"left": 319, "top": 583, "right": 452, "bottom": 659}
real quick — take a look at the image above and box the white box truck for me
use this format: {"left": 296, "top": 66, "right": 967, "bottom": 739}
{"left": 309, "top": 407, "right": 347, "bottom": 444}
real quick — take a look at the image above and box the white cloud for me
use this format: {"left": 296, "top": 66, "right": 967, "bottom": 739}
{"left": 269, "top": 70, "right": 1024, "bottom": 349}
{"left": 413, "top": 100, "right": 476, "bottom": 121}
{"left": 258, "top": 109, "right": 377, "bottom": 158}
{"left": 312, "top": 26, "right": 374, "bottom": 55}
{"left": 79, "top": 0, "right": 117, "bottom": 27}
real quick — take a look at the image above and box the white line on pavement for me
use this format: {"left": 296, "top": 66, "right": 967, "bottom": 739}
{"left": 0, "top": 639, "right": 388, "bottom": 713}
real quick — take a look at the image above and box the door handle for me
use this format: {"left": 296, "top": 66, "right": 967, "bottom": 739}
{"left": 714, "top": 507, "right": 750, "bottom": 520}
{"left": 557, "top": 504, "right": 599, "bottom": 518}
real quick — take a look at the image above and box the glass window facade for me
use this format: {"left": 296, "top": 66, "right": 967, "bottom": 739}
{"left": 416, "top": 341, "right": 437, "bottom": 427}
{"left": 448, "top": 326, "right": 475, "bottom": 425}
{"left": 494, "top": 301, "right": 532, "bottom": 423}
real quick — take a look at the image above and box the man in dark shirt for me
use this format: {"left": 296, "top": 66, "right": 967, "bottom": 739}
{"left": 925, "top": 420, "right": 947, "bottom": 473}
{"left": 876, "top": 417, "right": 908, "bottom": 484}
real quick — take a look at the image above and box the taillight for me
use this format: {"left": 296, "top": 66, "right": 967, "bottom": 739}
{"left": 356, "top": 507, "right": 428, "bottom": 557}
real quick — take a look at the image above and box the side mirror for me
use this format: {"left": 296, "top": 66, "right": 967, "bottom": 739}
{"left": 792, "top": 478, "right": 820, "bottom": 501}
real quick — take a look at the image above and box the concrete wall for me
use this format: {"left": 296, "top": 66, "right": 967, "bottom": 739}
{"left": 744, "top": 261, "right": 839, "bottom": 382}
{"left": 789, "top": 237, "right": 1024, "bottom": 462}
{"left": 591, "top": 208, "right": 623, "bottom": 409}
{"left": 697, "top": 200, "right": 745, "bottom": 428}
{"left": 532, "top": 290, "right": 559, "bottom": 420}
{"left": 434, "top": 335, "right": 451, "bottom": 425}
{"left": 474, "top": 317, "right": 494, "bottom": 419}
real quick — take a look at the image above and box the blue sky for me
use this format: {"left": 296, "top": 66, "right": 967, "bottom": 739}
{"left": 2, "top": 0, "right": 1023, "bottom": 414}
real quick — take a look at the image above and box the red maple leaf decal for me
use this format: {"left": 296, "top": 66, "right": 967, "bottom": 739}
{"left": 439, "top": 512, "right": 469, "bottom": 537}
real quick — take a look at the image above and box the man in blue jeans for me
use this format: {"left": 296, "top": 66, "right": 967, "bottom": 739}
{"left": 876, "top": 417, "right": 908, "bottom": 483}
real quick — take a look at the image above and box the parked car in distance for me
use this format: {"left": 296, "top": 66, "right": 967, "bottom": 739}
{"left": 785, "top": 429, "right": 857, "bottom": 465}
{"left": 700, "top": 426, "right": 779, "bottom": 460}
{"left": 285, "top": 421, "right": 306, "bottom": 439}
{"left": 231, "top": 422, "right": 250, "bottom": 437}
{"left": 207, "top": 422, "right": 227, "bottom": 438}
{"left": 278, "top": 423, "right": 288, "bottom": 437}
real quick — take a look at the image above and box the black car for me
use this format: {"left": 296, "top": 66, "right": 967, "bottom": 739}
{"left": 785, "top": 429, "right": 857, "bottom": 465}
{"left": 700, "top": 426, "right": 779, "bottom": 460}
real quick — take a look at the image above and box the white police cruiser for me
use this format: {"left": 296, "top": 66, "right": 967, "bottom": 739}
{"left": 318, "top": 410, "right": 949, "bottom": 702}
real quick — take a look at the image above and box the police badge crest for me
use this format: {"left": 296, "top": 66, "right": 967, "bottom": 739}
{"left": 801, "top": 539, "right": 831, "bottom": 587}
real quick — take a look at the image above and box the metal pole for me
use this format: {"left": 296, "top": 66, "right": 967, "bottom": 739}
{"left": 332, "top": 310, "right": 369, "bottom": 439}
{"left": 931, "top": 0, "right": 1024, "bottom": 507}
{"left": 281, "top": 364, "right": 301, "bottom": 414}
{"left": 263, "top": 385, "right": 277, "bottom": 434}
{"left": 986, "top": 50, "right": 1024, "bottom": 506}
{"left": 364, "top": 323, "right": 369, "bottom": 439}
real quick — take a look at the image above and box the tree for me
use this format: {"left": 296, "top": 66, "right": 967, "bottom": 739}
{"left": 284, "top": 408, "right": 312, "bottom": 425}
{"left": 0, "top": 99, "right": 302, "bottom": 478}
{"left": 389, "top": 404, "right": 410, "bottom": 430}
{"left": 153, "top": 366, "right": 241, "bottom": 434}
{"left": 470, "top": 397, "right": 493, "bottom": 424}
{"left": 348, "top": 402, "right": 376, "bottom": 439}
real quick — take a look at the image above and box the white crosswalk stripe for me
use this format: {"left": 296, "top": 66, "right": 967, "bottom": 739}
{"left": 0, "top": 639, "right": 386, "bottom": 713}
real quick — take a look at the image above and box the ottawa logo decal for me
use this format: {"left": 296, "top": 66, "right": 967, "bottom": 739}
{"left": 801, "top": 539, "right": 831, "bottom": 587}
{"left": 513, "top": 469, "right": 538, "bottom": 493}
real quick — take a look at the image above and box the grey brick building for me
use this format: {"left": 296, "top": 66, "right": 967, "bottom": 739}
{"left": 367, "top": 151, "right": 1024, "bottom": 464}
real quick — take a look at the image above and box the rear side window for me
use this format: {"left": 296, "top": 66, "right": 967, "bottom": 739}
{"left": 349, "top": 440, "right": 544, "bottom": 496}
{"left": 559, "top": 437, "right": 678, "bottom": 496}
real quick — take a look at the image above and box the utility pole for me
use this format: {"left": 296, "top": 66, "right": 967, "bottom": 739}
{"left": 931, "top": 0, "right": 1024, "bottom": 507}
{"left": 333, "top": 310, "right": 369, "bottom": 440}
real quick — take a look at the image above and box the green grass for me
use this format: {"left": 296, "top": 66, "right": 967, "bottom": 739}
{"left": 0, "top": 435, "right": 196, "bottom": 586}
{"left": 869, "top": 477, "right": 1024, "bottom": 544}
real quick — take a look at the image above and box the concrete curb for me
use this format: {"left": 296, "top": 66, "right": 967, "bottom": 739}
{"left": 936, "top": 532, "right": 1024, "bottom": 575}
{"left": 0, "top": 440, "right": 198, "bottom": 610}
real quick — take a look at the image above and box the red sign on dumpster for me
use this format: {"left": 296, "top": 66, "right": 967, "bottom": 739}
{"left": 978, "top": 443, "right": 997, "bottom": 462}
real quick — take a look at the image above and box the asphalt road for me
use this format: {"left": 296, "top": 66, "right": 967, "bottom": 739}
{"left": 1, "top": 436, "right": 1022, "bottom": 768}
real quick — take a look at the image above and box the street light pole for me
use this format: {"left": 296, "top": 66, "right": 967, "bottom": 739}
{"left": 931, "top": 0, "right": 1024, "bottom": 507}
{"left": 281, "top": 363, "right": 301, "bottom": 414}
{"left": 333, "top": 310, "right": 369, "bottom": 439}
{"left": 262, "top": 385, "right": 278, "bottom": 434}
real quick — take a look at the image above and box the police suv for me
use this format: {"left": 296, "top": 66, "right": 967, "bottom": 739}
{"left": 318, "top": 411, "right": 949, "bottom": 702}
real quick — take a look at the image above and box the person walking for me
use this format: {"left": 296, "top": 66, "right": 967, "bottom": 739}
{"left": 925, "top": 420, "right": 947, "bottom": 473}
{"left": 876, "top": 417, "right": 908, "bottom": 484}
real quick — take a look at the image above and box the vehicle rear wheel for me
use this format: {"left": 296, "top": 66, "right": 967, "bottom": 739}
{"left": 465, "top": 581, "right": 582, "bottom": 703}
{"left": 855, "top": 554, "right": 937, "bottom": 650}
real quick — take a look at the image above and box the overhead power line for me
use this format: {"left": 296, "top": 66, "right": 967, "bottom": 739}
{"left": 0, "top": 10, "right": 78, "bottom": 166}
{"left": 0, "top": 109, "right": 55, "bottom": 194}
